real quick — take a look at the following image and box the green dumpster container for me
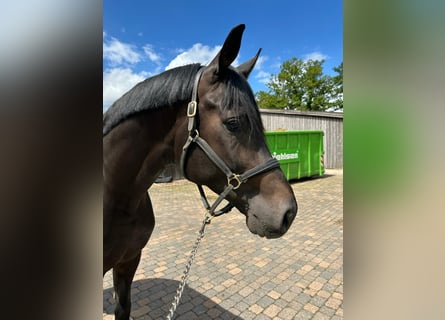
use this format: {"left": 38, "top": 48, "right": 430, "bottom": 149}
{"left": 265, "top": 130, "right": 325, "bottom": 180}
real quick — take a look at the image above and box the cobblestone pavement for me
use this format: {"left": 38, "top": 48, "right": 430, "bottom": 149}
{"left": 104, "top": 169, "right": 343, "bottom": 319}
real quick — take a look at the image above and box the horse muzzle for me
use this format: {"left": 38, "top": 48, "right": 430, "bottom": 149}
{"left": 245, "top": 196, "right": 297, "bottom": 239}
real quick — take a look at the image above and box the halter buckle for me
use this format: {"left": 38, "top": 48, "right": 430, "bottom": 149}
{"left": 227, "top": 174, "right": 242, "bottom": 190}
{"left": 187, "top": 101, "right": 197, "bottom": 117}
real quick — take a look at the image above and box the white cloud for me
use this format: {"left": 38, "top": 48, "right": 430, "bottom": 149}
{"left": 103, "top": 68, "right": 149, "bottom": 110}
{"left": 250, "top": 55, "right": 269, "bottom": 81}
{"left": 255, "top": 70, "right": 271, "bottom": 84}
{"left": 143, "top": 44, "right": 161, "bottom": 63}
{"left": 165, "top": 43, "right": 242, "bottom": 70}
{"left": 103, "top": 36, "right": 141, "bottom": 65}
{"left": 303, "top": 51, "right": 329, "bottom": 62}
{"left": 252, "top": 55, "right": 268, "bottom": 71}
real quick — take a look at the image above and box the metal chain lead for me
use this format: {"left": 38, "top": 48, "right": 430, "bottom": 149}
{"left": 166, "top": 215, "right": 211, "bottom": 320}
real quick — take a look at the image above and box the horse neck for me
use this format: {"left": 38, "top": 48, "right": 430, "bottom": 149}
{"left": 103, "top": 104, "right": 186, "bottom": 198}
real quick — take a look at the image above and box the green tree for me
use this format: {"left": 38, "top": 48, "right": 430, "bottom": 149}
{"left": 329, "top": 62, "right": 343, "bottom": 110}
{"left": 256, "top": 58, "right": 343, "bottom": 111}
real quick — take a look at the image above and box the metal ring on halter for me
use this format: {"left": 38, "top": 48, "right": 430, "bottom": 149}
{"left": 191, "top": 129, "right": 199, "bottom": 140}
{"left": 227, "top": 174, "right": 242, "bottom": 190}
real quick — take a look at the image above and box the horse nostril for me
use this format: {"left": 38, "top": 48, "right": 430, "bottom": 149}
{"left": 281, "top": 208, "right": 295, "bottom": 234}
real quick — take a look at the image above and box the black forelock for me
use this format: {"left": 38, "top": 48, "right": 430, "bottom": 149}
{"left": 220, "top": 68, "right": 264, "bottom": 140}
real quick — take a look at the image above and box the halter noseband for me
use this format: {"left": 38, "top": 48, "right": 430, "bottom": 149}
{"left": 179, "top": 67, "right": 280, "bottom": 218}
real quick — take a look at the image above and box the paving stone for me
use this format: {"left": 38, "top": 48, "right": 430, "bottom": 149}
{"left": 191, "top": 304, "right": 207, "bottom": 316}
{"left": 248, "top": 303, "right": 264, "bottom": 314}
{"left": 239, "top": 309, "right": 257, "bottom": 319}
{"left": 336, "top": 307, "right": 344, "bottom": 317}
{"left": 294, "top": 309, "right": 316, "bottom": 320}
{"left": 267, "top": 290, "right": 281, "bottom": 300}
{"left": 176, "top": 310, "right": 197, "bottom": 320}
{"left": 310, "top": 295, "right": 328, "bottom": 308}
{"left": 234, "top": 300, "right": 249, "bottom": 313}
{"left": 207, "top": 307, "right": 222, "bottom": 318}
{"left": 103, "top": 169, "right": 343, "bottom": 319}
{"left": 243, "top": 293, "right": 262, "bottom": 305}
{"left": 238, "top": 286, "right": 254, "bottom": 297}
{"left": 263, "top": 304, "right": 281, "bottom": 318}
{"left": 295, "top": 292, "right": 312, "bottom": 305}
{"left": 319, "top": 305, "right": 336, "bottom": 317}
{"left": 256, "top": 295, "right": 274, "bottom": 308}
{"left": 312, "top": 312, "right": 331, "bottom": 320}
{"left": 303, "top": 302, "right": 319, "bottom": 314}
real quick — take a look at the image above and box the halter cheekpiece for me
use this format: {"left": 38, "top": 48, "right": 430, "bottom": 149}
{"left": 180, "top": 67, "right": 281, "bottom": 218}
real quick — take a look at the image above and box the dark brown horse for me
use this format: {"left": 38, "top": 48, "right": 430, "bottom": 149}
{"left": 103, "top": 24, "right": 297, "bottom": 320}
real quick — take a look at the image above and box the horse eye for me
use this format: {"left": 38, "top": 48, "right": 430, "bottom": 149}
{"left": 224, "top": 118, "right": 240, "bottom": 132}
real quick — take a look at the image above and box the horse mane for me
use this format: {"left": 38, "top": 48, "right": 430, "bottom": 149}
{"left": 103, "top": 63, "right": 264, "bottom": 141}
{"left": 103, "top": 63, "right": 202, "bottom": 136}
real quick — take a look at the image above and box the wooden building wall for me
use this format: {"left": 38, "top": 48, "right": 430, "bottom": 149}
{"left": 260, "top": 109, "right": 343, "bottom": 168}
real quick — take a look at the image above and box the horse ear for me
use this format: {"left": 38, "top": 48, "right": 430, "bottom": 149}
{"left": 209, "top": 24, "right": 246, "bottom": 74}
{"left": 237, "top": 48, "right": 262, "bottom": 79}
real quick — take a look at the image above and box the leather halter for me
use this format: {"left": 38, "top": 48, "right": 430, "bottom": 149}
{"left": 180, "top": 67, "right": 280, "bottom": 217}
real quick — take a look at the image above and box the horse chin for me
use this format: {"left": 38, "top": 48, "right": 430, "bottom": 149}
{"left": 245, "top": 212, "right": 283, "bottom": 239}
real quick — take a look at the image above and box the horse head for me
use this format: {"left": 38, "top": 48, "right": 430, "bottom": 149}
{"left": 176, "top": 24, "right": 297, "bottom": 238}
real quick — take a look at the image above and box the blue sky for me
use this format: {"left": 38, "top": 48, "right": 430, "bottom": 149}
{"left": 103, "top": 0, "right": 342, "bottom": 110}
